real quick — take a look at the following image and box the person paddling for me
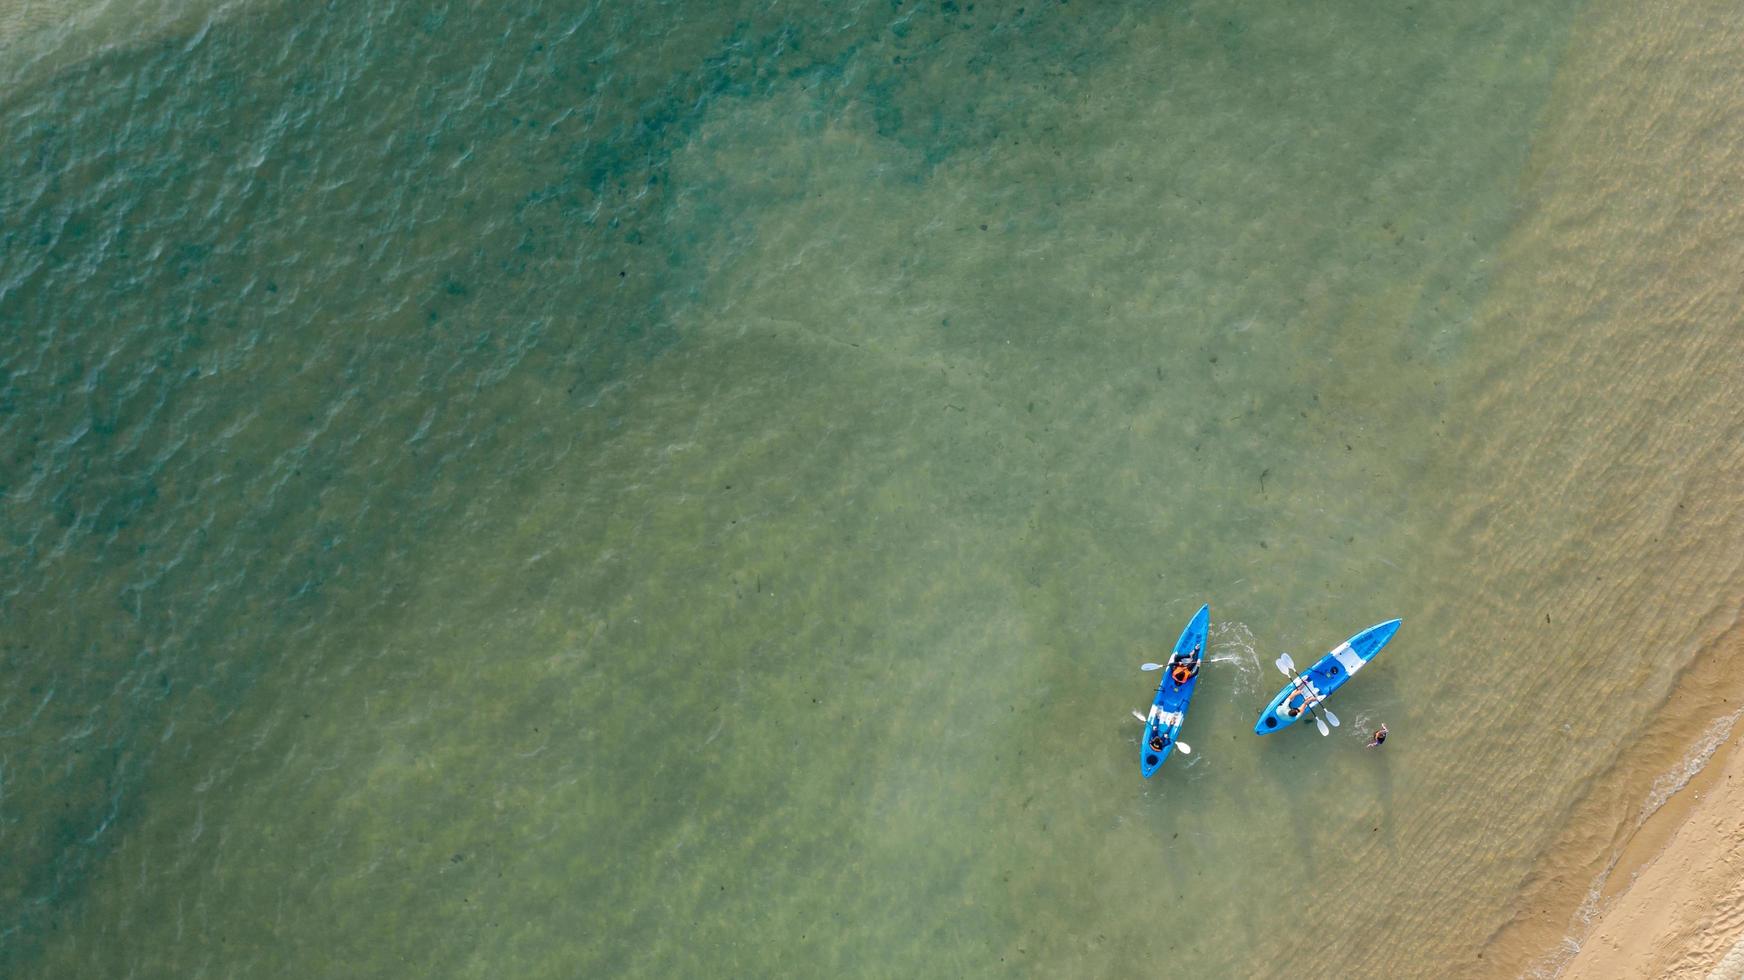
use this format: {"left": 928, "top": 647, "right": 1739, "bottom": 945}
{"left": 1284, "top": 675, "right": 1320, "bottom": 718}
{"left": 1366, "top": 724, "right": 1388, "bottom": 748}
{"left": 1169, "top": 643, "right": 1202, "bottom": 685}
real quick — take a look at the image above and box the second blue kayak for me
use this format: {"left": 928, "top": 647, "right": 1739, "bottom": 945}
{"left": 1254, "top": 619, "right": 1401, "bottom": 735}
{"left": 1141, "top": 603, "right": 1210, "bottom": 777}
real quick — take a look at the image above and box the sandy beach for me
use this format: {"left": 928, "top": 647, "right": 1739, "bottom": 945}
{"left": 1559, "top": 722, "right": 1744, "bottom": 979}
{"left": 1479, "top": 618, "right": 1744, "bottom": 979}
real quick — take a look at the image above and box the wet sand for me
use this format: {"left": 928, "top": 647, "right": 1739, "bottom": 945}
{"left": 1481, "top": 620, "right": 1744, "bottom": 978}
{"left": 1560, "top": 714, "right": 1744, "bottom": 979}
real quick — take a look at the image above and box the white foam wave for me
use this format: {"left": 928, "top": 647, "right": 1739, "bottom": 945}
{"left": 1207, "top": 621, "right": 1262, "bottom": 697}
{"left": 1533, "top": 707, "right": 1744, "bottom": 977}
{"left": 1637, "top": 707, "right": 1742, "bottom": 823}
{"left": 1707, "top": 932, "right": 1744, "bottom": 980}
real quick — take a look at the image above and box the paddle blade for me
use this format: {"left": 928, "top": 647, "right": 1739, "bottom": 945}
{"left": 1141, "top": 662, "right": 1164, "bottom": 672}
{"left": 1314, "top": 714, "right": 1330, "bottom": 736}
{"left": 1175, "top": 741, "right": 1191, "bottom": 755}
{"left": 1132, "top": 710, "right": 1148, "bottom": 724}
{"left": 1275, "top": 653, "right": 1296, "bottom": 675}
{"left": 1323, "top": 708, "right": 1340, "bottom": 728}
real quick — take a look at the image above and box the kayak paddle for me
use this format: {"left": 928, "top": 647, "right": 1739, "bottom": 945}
{"left": 1131, "top": 711, "right": 1190, "bottom": 754}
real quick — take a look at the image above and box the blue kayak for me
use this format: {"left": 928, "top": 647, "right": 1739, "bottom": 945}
{"left": 1254, "top": 618, "right": 1400, "bottom": 735}
{"left": 1140, "top": 603, "right": 1210, "bottom": 777}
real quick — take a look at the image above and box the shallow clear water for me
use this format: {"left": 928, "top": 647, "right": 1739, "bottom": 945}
{"left": 3, "top": 0, "right": 1742, "bottom": 976}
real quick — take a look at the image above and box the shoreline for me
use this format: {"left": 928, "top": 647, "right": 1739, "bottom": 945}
{"left": 1471, "top": 0, "right": 1744, "bottom": 969}
{"left": 1560, "top": 710, "right": 1744, "bottom": 978}
{"left": 1482, "top": 611, "right": 1744, "bottom": 978}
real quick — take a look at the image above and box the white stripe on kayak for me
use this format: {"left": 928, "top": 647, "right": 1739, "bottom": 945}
{"left": 1148, "top": 706, "right": 1184, "bottom": 728}
{"left": 1331, "top": 642, "right": 1365, "bottom": 676}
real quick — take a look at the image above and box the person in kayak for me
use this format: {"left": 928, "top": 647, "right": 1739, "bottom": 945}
{"left": 1169, "top": 643, "right": 1203, "bottom": 684}
{"left": 1149, "top": 731, "right": 1170, "bottom": 752}
{"left": 1283, "top": 676, "right": 1329, "bottom": 720}
{"left": 1366, "top": 724, "right": 1388, "bottom": 748}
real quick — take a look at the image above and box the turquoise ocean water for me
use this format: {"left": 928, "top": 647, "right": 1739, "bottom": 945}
{"left": 4, "top": 0, "right": 1743, "bottom": 976}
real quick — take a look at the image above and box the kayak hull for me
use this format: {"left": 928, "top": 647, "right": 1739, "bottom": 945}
{"left": 1142, "top": 603, "right": 1210, "bottom": 777}
{"left": 1253, "top": 618, "right": 1401, "bottom": 735}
